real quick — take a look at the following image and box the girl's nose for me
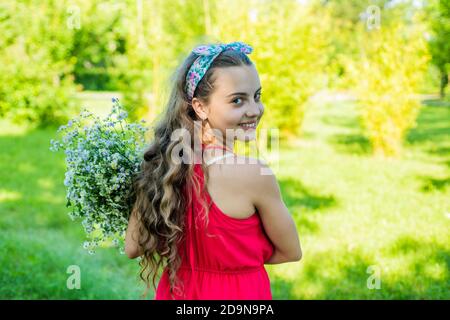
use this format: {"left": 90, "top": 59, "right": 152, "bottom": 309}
{"left": 246, "top": 101, "right": 262, "bottom": 118}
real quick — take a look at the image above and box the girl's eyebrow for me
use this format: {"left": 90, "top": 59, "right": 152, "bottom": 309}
{"left": 227, "top": 87, "right": 262, "bottom": 97}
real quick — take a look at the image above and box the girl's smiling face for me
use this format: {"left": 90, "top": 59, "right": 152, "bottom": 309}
{"left": 191, "top": 64, "right": 264, "bottom": 144}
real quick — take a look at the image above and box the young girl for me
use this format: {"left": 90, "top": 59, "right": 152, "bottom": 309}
{"left": 124, "top": 41, "right": 302, "bottom": 300}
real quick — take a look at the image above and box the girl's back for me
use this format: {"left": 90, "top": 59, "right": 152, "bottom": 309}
{"left": 205, "top": 154, "right": 259, "bottom": 220}
{"left": 155, "top": 153, "right": 274, "bottom": 300}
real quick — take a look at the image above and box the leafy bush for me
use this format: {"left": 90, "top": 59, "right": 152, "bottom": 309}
{"left": 349, "top": 21, "right": 430, "bottom": 157}
{"left": 0, "top": 0, "right": 80, "bottom": 127}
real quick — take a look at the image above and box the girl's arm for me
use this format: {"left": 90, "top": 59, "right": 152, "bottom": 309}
{"left": 265, "top": 249, "right": 299, "bottom": 264}
{"left": 124, "top": 210, "right": 144, "bottom": 259}
{"left": 250, "top": 161, "right": 302, "bottom": 264}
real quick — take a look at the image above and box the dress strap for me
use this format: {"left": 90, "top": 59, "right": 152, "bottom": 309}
{"left": 203, "top": 143, "right": 234, "bottom": 154}
{"left": 205, "top": 153, "right": 235, "bottom": 166}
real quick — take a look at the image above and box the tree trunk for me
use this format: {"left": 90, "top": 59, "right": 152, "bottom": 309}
{"left": 440, "top": 71, "right": 448, "bottom": 99}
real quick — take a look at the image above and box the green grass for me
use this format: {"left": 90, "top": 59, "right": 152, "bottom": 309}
{"left": 0, "top": 92, "right": 449, "bottom": 299}
{"left": 266, "top": 98, "right": 450, "bottom": 299}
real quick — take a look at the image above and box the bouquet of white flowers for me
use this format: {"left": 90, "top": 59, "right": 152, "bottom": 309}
{"left": 50, "top": 98, "right": 148, "bottom": 254}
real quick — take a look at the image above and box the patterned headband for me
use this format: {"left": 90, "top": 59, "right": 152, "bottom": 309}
{"left": 185, "top": 41, "right": 253, "bottom": 101}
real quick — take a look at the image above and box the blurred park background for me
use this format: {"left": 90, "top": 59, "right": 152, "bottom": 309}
{"left": 0, "top": 0, "right": 449, "bottom": 299}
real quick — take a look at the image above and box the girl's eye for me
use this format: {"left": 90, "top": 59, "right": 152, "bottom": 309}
{"left": 255, "top": 93, "right": 261, "bottom": 101}
{"left": 232, "top": 97, "right": 243, "bottom": 105}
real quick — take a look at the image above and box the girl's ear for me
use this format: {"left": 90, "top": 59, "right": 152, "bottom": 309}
{"left": 191, "top": 97, "right": 209, "bottom": 120}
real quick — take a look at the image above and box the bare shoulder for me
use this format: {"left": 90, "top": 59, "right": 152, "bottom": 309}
{"left": 225, "top": 155, "right": 285, "bottom": 214}
{"left": 246, "top": 158, "right": 279, "bottom": 206}
{"left": 220, "top": 155, "right": 302, "bottom": 262}
{"left": 219, "top": 154, "right": 269, "bottom": 173}
{"left": 206, "top": 155, "right": 269, "bottom": 217}
{"left": 208, "top": 155, "right": 272, "bottom": 196}
{"left": 223, "top": 155, "right": 276, "bottom": 197}
{"left": 233, "top": 155, "right": 274, "bottom": 184}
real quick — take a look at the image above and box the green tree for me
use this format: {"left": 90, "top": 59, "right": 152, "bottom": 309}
{"left": 349, "top": 19, "right": 430, "bottom": 157}
{"left": 115, "top": 0, "right": 208, "bottom": 122}
{"left": 213, "top": 0, "right": 331, "bottom": 141}
{"left": 0, "top": 0, "right": 80, "bottom": 127}
{"left": 69, "top": 0, "right": 127, "bottom": 91}
{"left": 427, "top": 0, "right": 450, "bottom": 98}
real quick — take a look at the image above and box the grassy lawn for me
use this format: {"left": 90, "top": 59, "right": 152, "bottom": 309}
{"left": 0, "top": 92, "right": 449, "bottom": 299}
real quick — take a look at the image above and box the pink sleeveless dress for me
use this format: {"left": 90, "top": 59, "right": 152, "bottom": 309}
{"left": 155, "top": 148, "right": 274, "bottom": 300}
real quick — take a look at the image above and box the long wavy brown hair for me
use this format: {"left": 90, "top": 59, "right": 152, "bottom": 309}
{"left": 130, "top": 45, "right": 253, "bottom": 299}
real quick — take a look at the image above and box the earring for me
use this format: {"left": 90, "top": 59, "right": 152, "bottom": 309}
{"left": 201, "top": 118, "right": 215, "bottom": 145}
